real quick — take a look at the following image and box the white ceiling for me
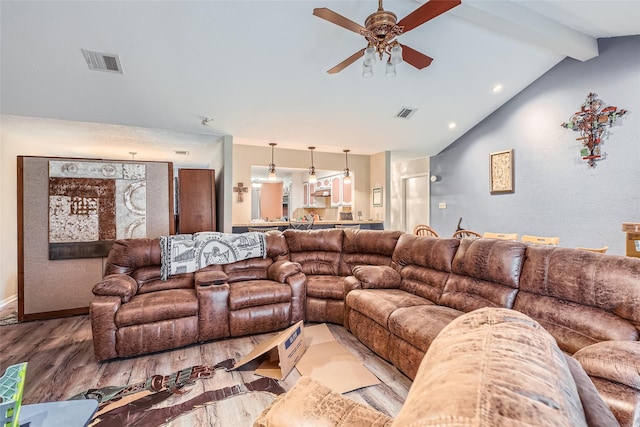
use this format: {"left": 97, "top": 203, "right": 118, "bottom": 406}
{"left": 2, "top": 1, "right": 639, "bottom": 163}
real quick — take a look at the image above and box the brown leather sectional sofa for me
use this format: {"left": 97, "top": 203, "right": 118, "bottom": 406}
{"left": 255, "top": 308, "right": 620, "bottom": 427}
{"left": 90, "top": 228, "right": 640, "bottom": 426}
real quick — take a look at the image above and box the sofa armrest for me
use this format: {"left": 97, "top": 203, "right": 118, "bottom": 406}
{"left": 90, "top": 295, "right": 122, "bottom": 361}
{"left": 352, "top": 265, "right": 401, "bottom": 289}
{"left": 253, "top": 376, "right": 392, "bottom": 427}
{"left": 195, "top": 279, "right": 230, "bottom": 342}
{"left": 268, "top": 261, "right": 302, "bottom": 283}
{"left": 92, "top": 274, "right": 138, "bottom": 303}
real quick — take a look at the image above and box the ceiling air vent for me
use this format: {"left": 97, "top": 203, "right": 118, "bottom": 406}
{"left": 395, "top": 107, "right": 417, "bottom": 119}
{"left": 82, "top": 49, "right": 123, "bottom": 73}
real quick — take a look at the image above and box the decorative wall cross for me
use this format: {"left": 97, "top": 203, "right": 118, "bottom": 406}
{"left": 233, "top": 182, "right": 248, "bottom": 202}
{"left": 561, "top": 92, "right": 627, "bottom": 168}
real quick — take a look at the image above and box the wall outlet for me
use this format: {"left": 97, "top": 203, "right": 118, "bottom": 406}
{"left": 438, "top": 202, "right": 447, "bottom": 209}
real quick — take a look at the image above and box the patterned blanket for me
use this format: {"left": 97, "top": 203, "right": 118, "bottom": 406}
{"left": 160, "top": 232, "right": 266, "bottom": 280}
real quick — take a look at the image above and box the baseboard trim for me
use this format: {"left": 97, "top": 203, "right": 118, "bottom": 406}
{"left": 0, "top": 294, "right": 18, "bottom": 309}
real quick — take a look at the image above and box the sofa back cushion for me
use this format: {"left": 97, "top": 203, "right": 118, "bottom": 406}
{"left": 219, "top": 230, "right": 289, "bottom": 282}
{"left": 391, "top": 234, "right": 460, "bottom": 303}
{"left": 284, "top": 229, "right": 343, "bottom": 275}
{"left": 105, "top": 238, "right": 162, "bottom": 275}
{"left": 439, "top": 238, "right": 525, "bottom": 312}
{"left": 339, "top": 229, "right": 403, "bottom": 276}
{"left": 514, "top": 246, "right": 640, "bottom": 353}
{"left": 263, "top": 230, "right": 290, "bottom": 261}
{"left": 104, "top": 238, "right": 194, "bottom": 293}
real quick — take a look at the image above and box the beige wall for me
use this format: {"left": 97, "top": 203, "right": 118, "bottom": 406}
{"left": 232, "top": 144, "right": 372, "bottom": 224}
{"left": 369, "top": 151, "right": 388, "bottom": 224}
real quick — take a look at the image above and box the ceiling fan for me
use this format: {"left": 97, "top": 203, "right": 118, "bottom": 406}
{"left": 313, "top": 0, "right": 461, "bottom": 75}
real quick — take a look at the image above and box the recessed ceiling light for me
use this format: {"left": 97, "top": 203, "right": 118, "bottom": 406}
{"left": 448, "top": 122, "right": 456, "bottom": 129}
{"left": 492, "top": 84, "right": 503, "bottom": 93}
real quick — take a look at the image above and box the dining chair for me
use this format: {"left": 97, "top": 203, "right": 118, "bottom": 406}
{"left": 288, "top": 216, "right": 315, "bottom": 230}
{"left": 576, "top": 246, "right": 608, "bottom": 254}
{"left": 413, "top": 225, "right": 439, "bottom": 237}
{"left": 483, "top": 232, "right": 518, "bottom": 241}
{"left": 521, "top": 235, "right": 560, "bottom": 246}
{"left": 452, "top": 230, "right": 482, "bottom": 239}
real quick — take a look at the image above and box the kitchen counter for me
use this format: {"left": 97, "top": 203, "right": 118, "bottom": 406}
{"left": 232, "top": 220, "right": 384, "bottom": 232}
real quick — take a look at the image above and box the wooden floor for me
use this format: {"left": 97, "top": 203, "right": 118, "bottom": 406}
{"left": 0, "top": 302, "right": 412, "bottom": 426}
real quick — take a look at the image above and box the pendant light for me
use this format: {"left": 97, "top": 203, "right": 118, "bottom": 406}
{"left": 308, "top": 147, "right": 317, "bottom": 184}
{"left": 267, "top": 143, "right": 277, "bottom": 181}
{"left": 342, "top": 149, "right": 352, "bottom": 184}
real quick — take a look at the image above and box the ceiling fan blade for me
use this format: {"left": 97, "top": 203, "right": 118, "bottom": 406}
{"left": 399, "top": 44, "right": 433, "bottom": 69}
{"left": 313, "top": 8, "right": 367, "bottom": 34}
{"left": 398, "top": 0, "right": 461, "bottom": 33}
{"left": 327, "top": 49, "right": 366, "bottom": 74}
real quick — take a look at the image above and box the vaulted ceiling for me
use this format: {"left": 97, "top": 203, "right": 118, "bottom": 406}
{"left": 2, "top": 1, "right": 639, "bottom": 163}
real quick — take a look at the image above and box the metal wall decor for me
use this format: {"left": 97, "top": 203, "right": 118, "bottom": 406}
{"left": 561, "top": 92, "right": 627, "bottom": 168}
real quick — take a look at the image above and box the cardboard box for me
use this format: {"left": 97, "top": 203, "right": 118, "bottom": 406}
{"left": 626, "top": 232, "right": 640, "bottom": 258}
{"left": 231, "top": 322, "right": 381, "bottom": 394}
{"left": 622, "top": 222, "right": 640, "bottom": 233}
{"left": 231, "top": 321, "right": 306, "bottom": 380}
{"left": 296, "top": 323, "right": 380, "bottom": 394}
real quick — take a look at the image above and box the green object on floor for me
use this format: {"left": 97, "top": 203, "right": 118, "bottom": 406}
{"left": 0, "top": 362, "right": 27, "bottom": 427}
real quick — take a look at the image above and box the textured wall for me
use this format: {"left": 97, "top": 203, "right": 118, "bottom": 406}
{"left": 430, "top": 36, "right": 640, "bottom": 255}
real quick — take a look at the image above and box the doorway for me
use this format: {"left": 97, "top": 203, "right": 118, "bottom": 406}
{"left": 403, "top": 174, "right": 430, "bottom": 233}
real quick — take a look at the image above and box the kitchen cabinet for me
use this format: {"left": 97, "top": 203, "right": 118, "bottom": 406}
{"left": 303, "top": 182, "right": 317, "bottom": 207}
{"left": 304, "top": 174, "right": 352, "bottom": 208}
{"left": 329, "top": 174, "right": 353, "bottom": 207}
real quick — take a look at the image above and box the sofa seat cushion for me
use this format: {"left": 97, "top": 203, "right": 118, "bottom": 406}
{"left": 389, "top": 305, "right": 463, "bottom": 352}
{"left": 588, "top": 376, "right": 639, "bottom": 427}
{"left": 115, "top": 289, "right": 198, "bottom": 327}
{"left": 346, "top": 289, "right": 433, "bottom": 328}
{"left": 306, "top": 275, "right": 345, "bottom": 300}
{"left": 229, "top": 280, "right": 292, "bottom": 311}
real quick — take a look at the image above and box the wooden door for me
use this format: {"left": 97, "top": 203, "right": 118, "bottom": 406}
{"left": 178, "top": 168, "right": 216, "bottom": 233}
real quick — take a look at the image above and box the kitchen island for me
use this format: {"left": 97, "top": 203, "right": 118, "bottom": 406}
{"left": 232, "top": 220, "right": 384, "bottom": 233}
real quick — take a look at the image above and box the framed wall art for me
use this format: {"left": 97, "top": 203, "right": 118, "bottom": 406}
{"left": 490, "top": 149, "right": 514, "bottom": 194}
{"left": 372, "top": 187, "right": 383, "bottom": 207}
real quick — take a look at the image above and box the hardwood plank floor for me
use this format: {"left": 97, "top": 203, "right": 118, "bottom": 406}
{"left": 0, "top": 303, "right": 412, "bottom": 426}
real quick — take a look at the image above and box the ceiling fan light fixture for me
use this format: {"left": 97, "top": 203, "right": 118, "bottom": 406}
{"left": 364, "top": 46, "right": 377, "bottom": 66}
{"left": 362, "top": 63, "right": 374, "bottom": 78}
{"left": 385, "top": 61, "right": 396, "bottom": 77}
{"left": 390, "top": 43, "right": 403, "bottom": 65}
